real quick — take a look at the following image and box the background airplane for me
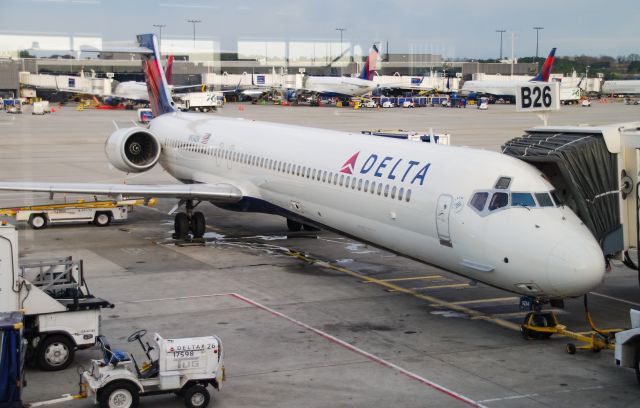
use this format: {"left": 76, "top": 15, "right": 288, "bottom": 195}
{"left": 0, "top": 35, "right": 605, "bottom": 304}
{"left": 459, "top": 48, "right": 557, "bottom": 101}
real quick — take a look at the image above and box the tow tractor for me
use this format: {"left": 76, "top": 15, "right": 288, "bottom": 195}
{"left": 0, "top": 198, "right": 155, "bottom": 230}
{"left": 82, "top": 329, "right": 224, "bottom": 408}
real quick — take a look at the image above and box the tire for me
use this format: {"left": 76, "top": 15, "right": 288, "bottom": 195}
{"left": 191, "top": 211, "right": 206, "bottom": 239}
{"left": 184, "top": 384, "right": 210, "bottom": 408}
{"left": 38, "top": 335, "right": 75, "bottom": 371}
{"left": 99, "top": 381, "right": 140, "bottom": 408}
{"left": 566, "top": 343, "right": 577, "bottom": 355}
{"left": 174, "top": 212, "right": 189, "bottom": 239}
{"left": 286, "top": 219, "right": 302, "bottom": 232}
{"left": 29, "top": 214, "right": 48, "bottom": 230}
{"left": 94, "top": 212, "right": 112, "bottom": 227}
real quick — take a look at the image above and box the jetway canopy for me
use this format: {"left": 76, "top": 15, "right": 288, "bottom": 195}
{"left": 502, "top": 131, "right": 620, "bottom": 254}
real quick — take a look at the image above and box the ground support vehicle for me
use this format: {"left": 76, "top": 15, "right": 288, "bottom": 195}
{"left": 614, "top": 309, "right": 640, "bottom": 384}
{"left": 0, "top": 311, "right": 25, "bottom": 407}
{"left": 174, "top": 92, "right": 224, "bottom": 112}
{"left": 0, "top": 223, "right": 113, "bottom": 371}
{"left": 82, "top": 329, "right": 224, "bottom": 408}
{"left": 0, "top": 198, "right": 154, "bottom": 230}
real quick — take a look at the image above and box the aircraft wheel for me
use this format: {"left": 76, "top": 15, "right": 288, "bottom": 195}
{"left": 174, "top": 213, "right": 189, "bottom": 240}
{"left": 191, "top": 212, "right": 206, "bottom": 239}
{"left": 286, "top": 219, "right": 302, "bottom": 232}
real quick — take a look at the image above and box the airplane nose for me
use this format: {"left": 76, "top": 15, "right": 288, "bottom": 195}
{"left": 546, "top": 238, "right": 605, "bottom": 297}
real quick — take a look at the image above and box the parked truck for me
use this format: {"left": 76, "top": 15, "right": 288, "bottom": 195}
{"left": 174, "top": 91, "right": 224, "bottom": 112}
{"left": 0, "top": 222, "right": 113, "bottom": 371}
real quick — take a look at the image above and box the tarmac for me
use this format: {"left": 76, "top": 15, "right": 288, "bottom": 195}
{"left": 1, "top": 101, "right": 640, "bottom": 407}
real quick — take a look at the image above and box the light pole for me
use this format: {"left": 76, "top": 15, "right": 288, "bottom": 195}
{"left": 335, "top": 28, "right": 346, "bottom": 61}
{"left": 153, "top": 24, "right": 165, "bottom": 55}
{"left": 533, "top": 26, "right": 544, "bottom": 64}
{"left": 187, "top": 19, "right": 201, "bottom": 48}
{"left": 496, "top": 29, "right": 506, "bottom": 60}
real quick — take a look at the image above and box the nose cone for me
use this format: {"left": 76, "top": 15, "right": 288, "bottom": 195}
{"left": 546, "top": 238, "right": 605, "bottom": 297}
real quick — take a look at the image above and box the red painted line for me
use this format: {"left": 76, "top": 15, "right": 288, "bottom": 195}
{"left": 230, "top": 293, "right": 485, "bottom": 408}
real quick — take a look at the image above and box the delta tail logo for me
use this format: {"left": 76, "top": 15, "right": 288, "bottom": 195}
{"left": 340, "top": 152, "right": 360, "bottom": 174}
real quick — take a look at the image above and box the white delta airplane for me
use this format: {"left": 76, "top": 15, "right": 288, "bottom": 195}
{"left": 0, "top": 35, "right": 605, "bottom": 303}
{"left": 459, "top": 48, "right": 557, "bottom": 100}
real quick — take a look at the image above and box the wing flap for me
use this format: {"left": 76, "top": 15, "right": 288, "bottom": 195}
{"left": 0, "top": 182, "right": 242, "bottom": 203}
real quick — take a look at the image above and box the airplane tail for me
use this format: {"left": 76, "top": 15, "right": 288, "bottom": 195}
{"left": 136, "top": 34, "right": 176, "bottom": 116}
{"left": 359, "top": 43, "right": 380, "bottom": 81}
{"left": 530, "top": 47, "right": 557, "bottom": 82}
{"left": 165, "top": 55, "right": 174, "bottom": 85}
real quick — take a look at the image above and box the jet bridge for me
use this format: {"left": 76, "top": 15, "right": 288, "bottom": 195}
{"left": 502, "top": 122, "right": 640, "bottom": 280}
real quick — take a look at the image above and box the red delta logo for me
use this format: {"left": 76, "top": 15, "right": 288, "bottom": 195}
{"left": 340, "top": 151, "right": 360, "bottom": 174}
{"left": 339, "top": 151, "right": 432, "bottom": 185}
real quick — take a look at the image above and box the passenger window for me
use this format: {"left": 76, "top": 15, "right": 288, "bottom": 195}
{"left": 391, "top": 186, "right": 396, "bottom": 199}
{"left": 322, "top": 171, "right": 327, "bottom": 182}
{"left": 511, "top": 193, "right": 536, "bottom": 207}
{"left": 333, "top": 174, "right": 338, "bottom": 184}
{"left": 357, "top": 179, "right": 363, "bottom": 191}
{"left": 364, "top": 180, "right": 370, "bottom": 192}
{"left": 384, "top": 184, "right": 389, "bottom": 197}
{"left": 377, "top": 184, "right": 383, "bottom": 195}
{"left": 306, "top": 168, "right": 311, "bottom": 178}
{"left": 351, "top": 178, "right": 357, "bottom": 189}
{"left": 370, "top": 181, "right": 376, "bottom": 194}
{"left": 398, "top": 187, "right": 404, "bottom": 200}
{"left": 406, "top": 189, "right": 412, "bottom": 202}
{"left": 495, "top": 177, "right": 511, "bottom": 190}
{"left": 489, "top": 192, "right": 509, "bottom": 210}
{"left": 312, "top": 169, "right": 317, "bottom": 179}
{"left": 470, "top": 192, "right": 489, "bottom": 211}
{"left": 339, "top": 175, "right": 344, "bottom": 186}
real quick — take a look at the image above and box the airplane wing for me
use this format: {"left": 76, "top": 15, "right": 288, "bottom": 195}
{"left": 0, "top": 182, "right": 243, "bottom": 203}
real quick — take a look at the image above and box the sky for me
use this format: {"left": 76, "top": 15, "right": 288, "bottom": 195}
{"left": 0, "top": 0, "right": 638, "bottom": 59}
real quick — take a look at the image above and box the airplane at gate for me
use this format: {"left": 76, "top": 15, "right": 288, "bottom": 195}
{"left": 0, "top": 35, "right": 605, "bottom": 301}
{"left": 459, "top": 48, "right": 557, "bottom": 100}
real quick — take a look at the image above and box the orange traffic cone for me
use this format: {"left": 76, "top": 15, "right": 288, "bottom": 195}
{"left": 238, "top": 105, "right": 245, "bottom": 111}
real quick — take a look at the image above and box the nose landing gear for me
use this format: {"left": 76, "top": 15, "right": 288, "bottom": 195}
{"left": 172, "top": 200, "right": 206, "bottom": 241}
{"left": 520, "top": 295, "right": 622, "bottom": 354}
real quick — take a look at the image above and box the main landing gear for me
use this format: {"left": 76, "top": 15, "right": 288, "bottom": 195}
{"left": 173, "top": 200, "right": 206, "bottom": 241}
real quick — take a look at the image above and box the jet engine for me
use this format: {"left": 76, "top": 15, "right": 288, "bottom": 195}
{"left": 105, "top": 127, "right": 161, "bottom": 173}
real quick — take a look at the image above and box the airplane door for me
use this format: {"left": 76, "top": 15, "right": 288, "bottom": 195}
{"left": 436, "top": 194, "right": 453, "bottom": 247}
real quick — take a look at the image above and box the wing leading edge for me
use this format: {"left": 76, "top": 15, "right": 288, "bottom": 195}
{"left": 0, "top": 182, "right": 243, "bottom": 203}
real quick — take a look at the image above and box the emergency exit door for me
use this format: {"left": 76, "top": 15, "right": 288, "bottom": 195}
{"left": 436, "top": 194, "right": 453, "bottom": 247}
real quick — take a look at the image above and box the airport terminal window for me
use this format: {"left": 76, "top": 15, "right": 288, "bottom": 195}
{"left": 495, "top": 177, "right": 511, "bottom": 190}
{"left": 470, "top": 192, "right": 489, "bottom": 211}
{"left": 489, "top": 192, "right": 509, "bottom": 210}
{"left": 511, "top": 193, "right": 536, "bottom": 207}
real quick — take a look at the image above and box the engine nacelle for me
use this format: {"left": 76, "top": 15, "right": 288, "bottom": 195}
{"left": 105, "top": 127, "right": 161, "bottom": 173}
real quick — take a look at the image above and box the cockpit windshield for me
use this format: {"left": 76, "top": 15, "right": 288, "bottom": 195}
{"left": 469, "top": 185, "right": 559, "bottom": 215}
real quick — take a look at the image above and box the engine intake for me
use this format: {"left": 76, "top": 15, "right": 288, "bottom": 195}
{"left": 105, "top": 127, "right": 161, "bottom": 173}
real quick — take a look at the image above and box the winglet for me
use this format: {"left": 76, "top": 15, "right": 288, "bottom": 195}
{"left": 531, "top": 47, "right": 556, "bottom": 82}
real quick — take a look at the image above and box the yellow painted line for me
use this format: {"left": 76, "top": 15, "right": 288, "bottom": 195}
{"left": 402, "top": 283, "right": 470, "bottom": 291}
{"left": 471, "top": 312, "right": 528, "bottom": 320}
{"left": 362, "top": 275, "right": 443, "bottom": 283}
{"left": 444, "top": 297, "right": 519, "bottom": 306}
{"left": 284, "top": 250, "right": 521, "bottom": 332}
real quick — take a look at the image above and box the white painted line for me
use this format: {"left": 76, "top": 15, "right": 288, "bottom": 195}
{"left": 125, "top": 292, "right": 485, "bottom": 407}
{"left": 112, "top": 120, "right": 119, "bottom": 130}
{"left": 478, "top": 385, "right": 604, "bottom": 404}
{"left": 590, "top": 292, "right": 640, "bottom": 308}
{"left": 230, "top": 293, "right": 486, "bottom": 408}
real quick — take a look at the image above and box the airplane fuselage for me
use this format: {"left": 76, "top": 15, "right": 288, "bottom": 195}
{"left": 149, "top": 112, "right": 604, "bottom": 299}
{"left": 302, "top": 76, "right": 376, "bottom": 97}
